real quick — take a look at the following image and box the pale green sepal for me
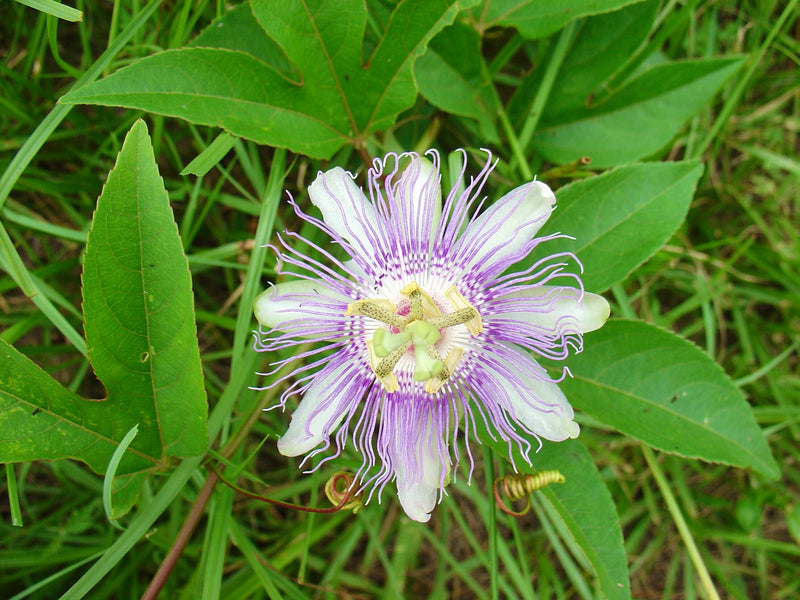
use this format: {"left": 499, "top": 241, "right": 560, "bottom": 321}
{"left": 254, "top": 280, "right": 349, "bottom": 330}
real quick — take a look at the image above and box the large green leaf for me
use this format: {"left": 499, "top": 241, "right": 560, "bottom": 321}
{"left": 507, "top": 0, "right": 659, "bottom": 144}
{"left": 479, "top": 0, "right": 645, "bottom": 39}
{"left": 190, "top": 2, "right": 294, "bottom": 74}
{"left": 532, "top": 57, "right": 745, "bottom": 167}
{"left": 61, "top": 0, "right": 477, "bottom": 159}
{"left": 537, "top": 161, "right": 704, "bottom": 293}
{"left": 414, "top": 22, "right": 499, "bottom": 141}
{"left": 564, "top": 320, "right": 780, "bottom": 479}
{"left": 536, "top": 440, "right": 630, "bottom": 600}
{"left": 477, "top": 428, "right": 630, "bottom": 600}
{"left": 0, "top": 120, "right": 208, "bottom": 516}
{"left": 536, "top": 0, "right": 659, "bottom": 115}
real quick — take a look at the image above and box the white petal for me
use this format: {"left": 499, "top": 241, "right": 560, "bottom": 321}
{"left": 308, "top": 167, "right": 379, "bottom": 258}
{"left": 391, "top": 411, "right": 445, "bottom": 523}
{"left": 254, "top": 280, "right": 350, "bottom": 330}
{"left": 574, "top": 292, "right": 610, "bottom": 333}
{"left": 497, "top": 287, "right": 610, "bottom": 334}
{"left": 489, "top": 353, "right": 580, "bottom": 442}
{"left": 464, "top": 180, "right": 556, "bottom": 271}
{"left": 402, "top": 154, "right": 442, "bottom": 213}
{"left": 398, "top": 154, "right": 442, "bottom": 250}
{"left": 277, "top": 361, "right": 352, "bottom": 456}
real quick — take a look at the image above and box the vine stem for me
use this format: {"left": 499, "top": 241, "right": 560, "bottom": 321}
{"left": 140, "top": 470, "right": 219, "bottom": 600}
{"left": 641, "top": 445, "right": 720, "bottom": 600}
{"left": 139, "top": 338, "right": 311, "bottom": 599}
{"left": 482, "top": 447, "right": 498, "bottom": 600}
{"left": 142, "top": 150, "right": 297, "bottom": 600}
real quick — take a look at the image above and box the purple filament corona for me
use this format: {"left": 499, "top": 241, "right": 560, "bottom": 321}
{"left": 253, "top": 149, "right": 609, "bottom": 522}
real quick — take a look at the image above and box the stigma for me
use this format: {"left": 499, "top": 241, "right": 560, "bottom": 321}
{"left": 345, "top": 281, "right": 481, "bottom": 394}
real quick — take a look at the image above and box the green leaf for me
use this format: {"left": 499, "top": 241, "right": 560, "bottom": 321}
{"left": 0, "top": 338, "right": 150, "bottom": 484}
{"left": 61, "top": 0, "right": 478, "bottom": 158}
{"left": 538, "top": 0, "right": 659, "bottom": 115}
{"left": 480, "top": 0, "right": 645, "bottom": 39}
{"left": 532, "top": 57, "right": 745, "bottom": 167}
{"left": 542, "top": 161, "right": 704, "bottom": 293}
{"left": 0, "top": 120, "right": 208, "bottom": 517}
{"left": 414, "top": 22, "right": 499, "bottom": 141}
{"left": 15, "top": 0, "right": 83, "bottom": 22}
{"left": 190, "top": 2, "right": 294, "bottom": 74}
{"left": 83, "top": 118, "right": 208, "bottom": 460}
{"left": 536, "top": 441, "right": 631, "bottom": 600}
{"left": 477, "top": 426, "right": 630, "bottom": 600}
{"left": 507, "top": 0, "right": 659, "bottom": 141}
{"left": 564, "top": 320, "right": 780, "bottom": 479}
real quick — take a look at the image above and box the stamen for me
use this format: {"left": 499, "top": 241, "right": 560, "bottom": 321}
{"left": 444, "top": 286, "right": 483, "bottom": 334}
{"left": 429, "top": 307, "right": 477, "bottom": 329}
{"left": 366, "top": 339, "right": 400, "bottom": 393}
{"left": 374, "top": 339, "right": 413, "bottom": 378}
{"left": 401, "top": 282, "right": 441, "bottom": 318}
{"left": 346, "top": 299, "right": 404, "bottom": 327}
{"left": 347, "top": 282, "right": 481, "bottom": 394}
{"left": 425, "top": 348, "right": 464, "bottom": 394}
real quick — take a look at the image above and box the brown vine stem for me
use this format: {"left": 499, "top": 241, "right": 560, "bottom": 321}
{"left": 140, "top": 345, "right": 310, "bottom": 600}
{"left": 140, "top": 469, "right": 219, "bottom": 600}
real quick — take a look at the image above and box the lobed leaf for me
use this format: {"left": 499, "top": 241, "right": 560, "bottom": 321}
{"left": 564, "top": 320, "right": 780, "bottom": 479}
{"left": 190, "top": 2, "right": 294, "bottom": 74}
{"left": 0, "top": 120, "right": 208, "bottom": 517}
{"left": 62, "top": 0, "right": 477, "bottom": 158}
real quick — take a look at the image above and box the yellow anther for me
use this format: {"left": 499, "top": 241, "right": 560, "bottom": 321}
{"left": 425, "top": 347, "right": 464, "bottom": 394}
{"left": 366, "top": 339, "right": 400, "bottom": 393}
{"left": 401, "top": 281, "right": 441, "bottom": 318}
{"left": 444, "top": 286, "right": 482, "bottom": 334}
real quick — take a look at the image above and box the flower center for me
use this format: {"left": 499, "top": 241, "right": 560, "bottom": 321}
{"left": 345, "top": 281, "right": 482, "bottom": 394}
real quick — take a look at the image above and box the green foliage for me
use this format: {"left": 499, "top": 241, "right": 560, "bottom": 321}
{"left": 478, "top": 0, "right": 646, "bottom": 39}
{"left": 62, "top": 0, "right": 480, "bottom": 158}
{"left": 544, "top": 161, "right": 704, "bottom": 293}
{"left": 532, "top": 57, "right": 746, "bottom": 166}
{"left": 564, "top": 320, "right": 780, "bottom": 478}
{"left": 477, "top": 430, "right": 630, "bottom": 600}
{"left": 415, "top": 22, "right": 499, "bottom": 141}
{"left": 0, "top": 120, "right": 207, "bottom": 517}
{"left": 14, "top": 0, "right": 83, "bottom": 22}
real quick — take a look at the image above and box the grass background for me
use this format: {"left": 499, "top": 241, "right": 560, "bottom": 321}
{"left": 1, "top": 0, "right": 799, "bottom": 598}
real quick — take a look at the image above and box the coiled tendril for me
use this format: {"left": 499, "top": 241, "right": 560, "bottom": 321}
{"left": 494, "top": 471, "right": 566, "bottom": 517}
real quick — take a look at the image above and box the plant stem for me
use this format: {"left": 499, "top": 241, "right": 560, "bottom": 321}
{"left": 483, "top": 447, "right": 498, "bottom": 600}
{"left": 517, "top": 20, "right": 578, "bottom": 153}
{"left": 140, "top": 470, "right": 219, "bottom": 600}
{"left": 642, "top": 445, "right": 720, "bottom": 600}
{"left": 691, "top": 0, "right": 800, "bottom": 158}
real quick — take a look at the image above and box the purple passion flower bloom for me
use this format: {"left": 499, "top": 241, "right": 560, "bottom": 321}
{"left": 254, "top": 150, "right": 609, "bottom": 522}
